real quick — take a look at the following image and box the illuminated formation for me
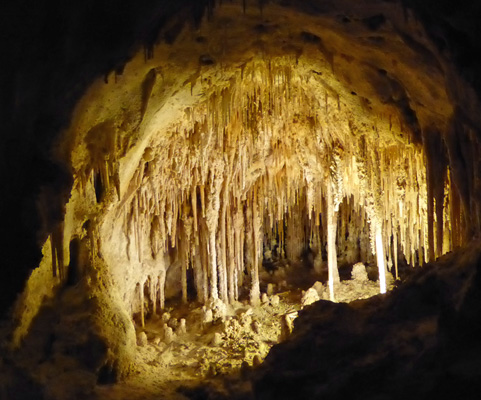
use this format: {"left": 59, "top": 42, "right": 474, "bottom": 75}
{"left": 83, "top": 59, "right": 457, "bottom": 319}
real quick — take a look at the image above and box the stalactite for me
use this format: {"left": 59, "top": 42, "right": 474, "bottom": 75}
{"left": 110, "top": 57, "right": 463, "bottom": 327}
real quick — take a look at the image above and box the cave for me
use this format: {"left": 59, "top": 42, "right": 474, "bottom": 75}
{"left": 1, "top": 0, "right": 481, "bottom": 399}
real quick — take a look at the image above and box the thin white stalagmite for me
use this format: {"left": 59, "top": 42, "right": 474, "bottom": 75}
{"left": 376, "top": 223, "right": 387, "bottom": 294}
{"left": 327, "top": 180, "right": 340, "bottom": 302}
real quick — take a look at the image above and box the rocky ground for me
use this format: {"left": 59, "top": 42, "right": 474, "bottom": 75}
{"left": 92, "top": 261, "right": 385, "bottom": 400}
{"left": 0, "top": 256, "right": 388, "bottom": 400}
{"left": 180, "top": 243, "right": 481, "bottom": 400}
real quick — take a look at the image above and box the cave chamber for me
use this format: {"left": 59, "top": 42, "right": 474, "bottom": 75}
{"left": 2, "top": 1, "right": 481, "bottom": 399}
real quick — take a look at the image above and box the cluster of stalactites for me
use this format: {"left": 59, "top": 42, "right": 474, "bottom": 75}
{"left": 118, "top": 58, "right": 459, "bottom": 309}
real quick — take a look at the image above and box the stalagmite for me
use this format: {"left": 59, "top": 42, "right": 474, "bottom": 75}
{"left": 207, "top": 185, "right": 220, "bottom": 301}
{"left": 326, "top": 180, "right": 340, "bottom": 302}
{"left": 181, "top": 257, "right": 188, "bottom": 304}
{"left": 375, "top": 224, "right": 387, "bottom": 294}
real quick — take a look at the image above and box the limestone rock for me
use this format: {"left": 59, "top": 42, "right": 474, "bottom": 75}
{"left": 267, "top": 283, "right": 275, "bottom": 296}
{"left": 177, "top": 318, "right": 187, "bottom": 335}
{"left": 252, "top": 355, "right": 262, "bottom": 367}
{"left": 270, "top": 295, "right": 280, "bottom": 307}
{"left": 240, "top": 312, "right": 252, "bottom": 326}
{"left": 209, "top": 299, "right": 227, "bottom": 320}
{"left": 251, "top": 320, "right": 261, "bottom": 334}
{"left": 352, "top": 262, "right": 369, "bottom": 282}
{"left": 137, "top": 331, "right": 148, "bottom": 347}
{"left": 163, "top": 325, "right": 174, "bottom": 344}
{"left": 202, "top": 307, "right": 213, "bottom": 325}
{"left": 168, "top": 317, "right": 179, "bottom": 329}
{"left": 212, "top": 332, "right": 223, "bottom": 346}
{"left": 301, "top": 288, "right": 320, "bottom": 307}
{"left": 312, "top": 281, "right": 325, "bottom": 297}
{"left": 161, "top": 312, "right": 171, "bottom": 323}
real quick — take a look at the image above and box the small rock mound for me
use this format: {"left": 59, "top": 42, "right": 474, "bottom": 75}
{"left": 351, "top": 262, "right": 368, "bottom": 282}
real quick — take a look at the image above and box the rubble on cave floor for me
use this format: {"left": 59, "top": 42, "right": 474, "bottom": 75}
{"left": 95, "top": 262, "right": 389, "bottom": 400}
{"left": 184, "top": 242, "right": 481, "bottom": 400}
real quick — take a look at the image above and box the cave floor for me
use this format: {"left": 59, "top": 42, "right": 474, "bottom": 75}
{"left": 95, "top": 266, "right": 384, "bottom": 400}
